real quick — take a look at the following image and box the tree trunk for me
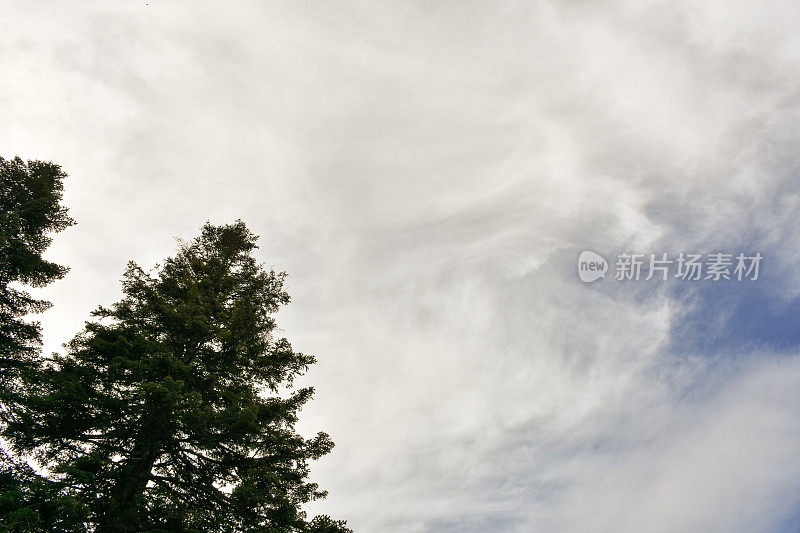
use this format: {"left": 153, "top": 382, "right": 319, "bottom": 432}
{"left": 97, "top": 405, "right": 169, "bottom": 532}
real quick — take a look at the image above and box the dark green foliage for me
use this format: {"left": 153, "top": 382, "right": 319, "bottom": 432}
{"left": 4, "top": 221, "right": 350, "bottom": 532}
{"left": 307, "top": 516, "right": 352, "bottom": 533}
{"left": 0, "top": 155, "right": 78, "bottom": 531}
{"left": 0, "top": 451, "right": 88, "bottom": 532}
{"left": 0, "top": 156, "right": 73, "bottom": 389}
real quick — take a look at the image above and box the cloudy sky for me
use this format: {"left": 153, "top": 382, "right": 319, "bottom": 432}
{"left": 4, "top": 1, "right": 800, "bottom": 531}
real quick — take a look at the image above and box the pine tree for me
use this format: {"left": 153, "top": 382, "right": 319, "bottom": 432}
{"left": 0, "top": 156, "right": 82, "bottom": 531}
{"left": 0, "top": 156, "right": 73, "bottom": 393}
{"left": 5, "top": 222, "right": 350, "bottom": 532}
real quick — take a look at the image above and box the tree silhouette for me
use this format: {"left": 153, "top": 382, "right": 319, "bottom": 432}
{"left": 3, "top": 219, "right": 349, "bottom": 531}
{"left": 0, "top": 156, "right": 73, "bottom": 395}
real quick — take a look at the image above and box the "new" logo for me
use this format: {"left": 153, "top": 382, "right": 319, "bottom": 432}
{"left": 578, "top": 251, "right": 608, "bottom": 282}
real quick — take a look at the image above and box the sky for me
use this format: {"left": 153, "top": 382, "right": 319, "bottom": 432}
{"left": 3, "top": 1, "right": 800, "bottom": 531}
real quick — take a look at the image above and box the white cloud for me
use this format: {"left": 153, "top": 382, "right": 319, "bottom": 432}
{"left": 3, "top": 0, "right": 800, "bottom": 530}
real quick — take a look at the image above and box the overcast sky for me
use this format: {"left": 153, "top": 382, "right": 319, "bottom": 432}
{"left": 3, "top": 1, "right": 800, "bottom": 531}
